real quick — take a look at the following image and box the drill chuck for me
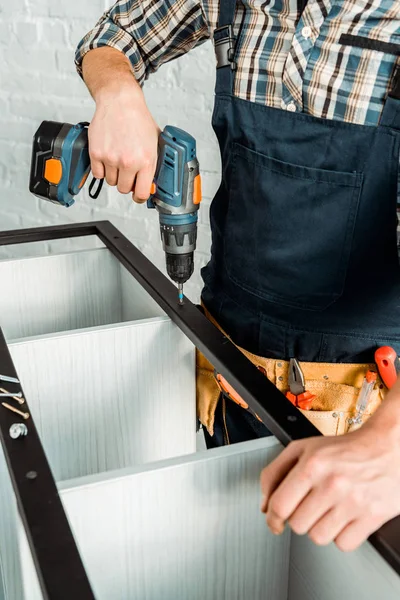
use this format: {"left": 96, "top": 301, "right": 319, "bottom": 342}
{"left": 166, "top": 252, "right": 194, "bottom": 285}
{"left": 161, "top": 218, "right": 197, "bottom": 285}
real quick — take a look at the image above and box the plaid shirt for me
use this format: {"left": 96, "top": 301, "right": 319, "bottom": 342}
{"left": 76, "top": 0, "right": 400, "bottom": 126}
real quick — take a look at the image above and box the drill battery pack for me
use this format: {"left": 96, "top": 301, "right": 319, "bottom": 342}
{"left": 29, "top": 121, "right": 92, "bottom": 208}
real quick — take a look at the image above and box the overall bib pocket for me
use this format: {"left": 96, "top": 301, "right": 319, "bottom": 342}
{"left": 224, "top": 143, "right": 363, "bottom": 310}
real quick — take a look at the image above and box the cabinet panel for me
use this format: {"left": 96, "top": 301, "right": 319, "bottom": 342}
{"left": 17, "top": 438, "right": 289, "bottom": 600}
{"left": 289, "top": 531, "right": 400, "bottom": 600}
{"left": 0, "top": 249, "right": 163, "bottom": 341}
{"left": 9, "top": 320, "right": 196, "bottom": 480}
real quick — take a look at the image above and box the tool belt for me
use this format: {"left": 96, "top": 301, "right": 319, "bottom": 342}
{"left": 197, "top": 307, "right": 386, "bottom": 438}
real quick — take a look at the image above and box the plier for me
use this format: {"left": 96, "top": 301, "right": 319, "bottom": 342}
{"left": 286, "top": 358, "right": 315, "bottom": 411}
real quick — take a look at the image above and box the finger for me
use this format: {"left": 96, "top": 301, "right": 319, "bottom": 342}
{"left": 105, "top": 166, "right": 118, "bottom": 187}
{"left": 260, "top": 441, "right": 303, "bottom": 513}
{"left": 289, "top": 476, "right": 350, "bottom": 535}
{"left": 265, "top": 456, "right": 316, "bottom": 534}
{"left": 90, "top": 159, "right": 105, "bottom": 180}
{"left": 133, "top": 166, "right": 155, "bottom": 204}
{"left": 117, "top": 168, "right": 137, "bottom": 195}
{"left": 334, "top": 517, "right": 385, "bottom": 553}
{"left": 307, "top": 503, "right": 356, "bottom": 547}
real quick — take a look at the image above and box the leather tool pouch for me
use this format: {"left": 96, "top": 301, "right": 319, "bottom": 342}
{"left": 196, "top": 310, "right": 386, "bottom": 438}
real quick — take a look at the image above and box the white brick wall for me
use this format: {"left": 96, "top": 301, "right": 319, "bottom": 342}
{"left": 0, "top": 0, "right": 220, "bottom": 301}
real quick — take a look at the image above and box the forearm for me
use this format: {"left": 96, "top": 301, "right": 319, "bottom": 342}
{"left": 75, "top": 0, "right": 210, "bottom": 85}
{"left": 82, "top": 47, "right": 143, "bottom": 104}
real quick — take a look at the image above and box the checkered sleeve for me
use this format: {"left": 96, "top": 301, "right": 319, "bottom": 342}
{"left": 75, "top": 0, "right": 210, "bottom": 84}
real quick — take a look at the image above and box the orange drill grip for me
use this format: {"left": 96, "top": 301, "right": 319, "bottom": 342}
{"left": 193, "top": 174, "right": 202, "bottom": 205}
{"left": 375, "top": 346, "right": 400, "bottom": 390}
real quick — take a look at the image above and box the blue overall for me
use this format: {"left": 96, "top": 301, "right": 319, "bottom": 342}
{"left": 201, "top": 0, "right": 400, "bottom": 446}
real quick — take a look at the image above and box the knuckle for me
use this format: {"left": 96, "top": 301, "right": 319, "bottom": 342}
{"left": 302, "top": 455, "right": 324, "bottom": 480}
{"left": 120, "top": 155, "right": 135, "bottom": 170}
{"left": 348, "top": 489, "right": 364, "bottom": 509}
{"left": 326, "top": 474, "right": 347, "bottom": 494}
{"left": 140, "top": 151, "right": 155, "bottom": 170}
{"left": 105, "top": 154, "right": 118, "bottom": 168}
{"left": 90, "top": 150, "right": 102, "bottom": 162}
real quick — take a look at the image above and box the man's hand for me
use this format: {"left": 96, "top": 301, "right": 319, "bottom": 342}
{"left": 260, "top": 383, "right": 400, "bottom": 551}
{"left": 82, "top": 47, "right": 160, "bottom": 203}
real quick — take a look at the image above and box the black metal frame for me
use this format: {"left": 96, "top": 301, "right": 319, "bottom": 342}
{"left": 0, "top": 221, "right": 398, "bottom": 599}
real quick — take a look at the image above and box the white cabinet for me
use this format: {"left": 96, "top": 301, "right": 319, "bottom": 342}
{"left": 0, "top": 244, "right": 398, "bottom": 600}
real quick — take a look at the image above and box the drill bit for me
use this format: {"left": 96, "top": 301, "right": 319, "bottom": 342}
{"left": 178, "top": 283, "right": 184, "bottom": 305}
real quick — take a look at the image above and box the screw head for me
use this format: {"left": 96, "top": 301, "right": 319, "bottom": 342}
{"left": 9, "top": 423, "right": 28, "bottom": 439}
{"left": 26, "top": 471, "right": 37, "bottom": 480}
{"left": 287, "top": 415, "right": 297, "bottom": 422}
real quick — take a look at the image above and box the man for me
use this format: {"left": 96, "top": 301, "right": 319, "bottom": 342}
{"left": 75, "top": 0, "right": 400, "bottom": 552}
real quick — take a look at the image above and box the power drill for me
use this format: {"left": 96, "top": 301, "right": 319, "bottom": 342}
{"left": 29, "top": 121, "right": 201, "bottom": 304}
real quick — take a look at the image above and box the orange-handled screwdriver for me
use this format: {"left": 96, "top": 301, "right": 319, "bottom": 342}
{"left": 375, "top": 346, "right": 400, "bottom": 390}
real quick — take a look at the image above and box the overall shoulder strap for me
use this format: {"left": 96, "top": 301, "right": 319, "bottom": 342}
{"left": 217, "top": 0, "right": 237, "bottom": 27}
{"left": 380, "top": 63, "right": 400, "bottom": 130}
{"left": 214, "top": 0, "right": 238, "bottom": 95}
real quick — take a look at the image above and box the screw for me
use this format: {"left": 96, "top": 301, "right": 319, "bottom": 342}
{"left": 287, "top": 415, "right": 297, "bottom": 422}
{"left": 26, "top": 471, "right": 37, "bottom": 480}
{"left": 277, "top": 362, "right": 283, "bottom": 368}
{"left": 323, "top": 375, "right": 329, "bottom": 380}
{"left": 1, "top": 403, "right": 29, "bottom": 419}
{"left": 0, "top": 387, "right": 24, "bottom": 404}
{"left": 278, "top": 376, "right": 284, "bottom": 382}
{"left": 9, "top": 423, "right": 28, "bottom": 439}
{"left": 0, "top": 392, "right": 23, "bottom": 398}
{"left": 0, "top": 375, "right": 20, "bottom": 384}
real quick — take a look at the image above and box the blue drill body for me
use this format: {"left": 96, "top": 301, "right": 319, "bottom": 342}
{"left": 30, "top": 122, "right": 201, "bottom": 299}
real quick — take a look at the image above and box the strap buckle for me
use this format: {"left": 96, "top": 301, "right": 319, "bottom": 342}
{"left": 213, "top": 25, "right": 236, "bottom": 70}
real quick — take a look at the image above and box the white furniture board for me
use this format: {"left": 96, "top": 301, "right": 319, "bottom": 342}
{"left": 0, "top": 248, "right": 163, "bottom": 341}
{"left": 9, "top": 320, "right": 196, "bottom": 480}
{"left": 288, "top": 529, "right": 400, "bottom": 600}
{"left": 16, "top": 437, "right": 289, "bottom": 600}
